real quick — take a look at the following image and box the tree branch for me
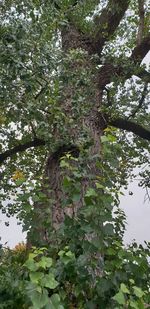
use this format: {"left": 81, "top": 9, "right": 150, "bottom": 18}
{"left": 98, "top": 37, "right": 150, "bottom": 89}
{"left": 136, "top": 0, "right": 145, "bottom": 46}
{"left": 108, "top": 117, "right": 150, "bottom": 141}
{"left": 131, "top": 33, "right": 150, "bottom": 63}
{"left": 128, "top": 82, "right": 148, "bottom": 118}
{"left": 0, "top": 138, "right": 45, "bottom": 165}
{"left": 93, "top": 0, "right": 130, "bottom": 54}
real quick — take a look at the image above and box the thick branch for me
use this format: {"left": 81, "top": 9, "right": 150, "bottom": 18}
{"left": 93, "top": 0, "right": 130, "bottom": 54}
{"left": 0, "top": 138, "right": 45, "bottom": 165}
{"left": 132, "top": 33, "right": 150, "bottom": 63}
{"left": 108, "top": 117, "right": 150, "bottom": 141}
{"left": 98, "top": 63, "right": 149, "bottom": 90}
{"left": 136, "top": 0, "right": 145, "bottom": 46}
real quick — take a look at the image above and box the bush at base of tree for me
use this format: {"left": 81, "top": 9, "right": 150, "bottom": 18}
{"left": 0, "top": 238, "right": 150, "bottom": 308}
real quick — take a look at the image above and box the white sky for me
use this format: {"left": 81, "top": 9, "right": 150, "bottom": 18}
{"left": 121, "top": 182, "right": 150, "bottom": 245}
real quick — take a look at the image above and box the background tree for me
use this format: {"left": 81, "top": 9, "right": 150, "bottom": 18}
{"left": 0, "top": 1, "right": 150, "bottom": 307}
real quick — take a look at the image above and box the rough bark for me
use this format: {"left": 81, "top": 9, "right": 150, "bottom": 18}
{"left": 27, "top": 23, "right": 106, "bottom": 246}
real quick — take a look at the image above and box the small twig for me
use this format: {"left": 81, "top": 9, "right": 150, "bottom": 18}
{"left": 37, "top": 108, "right": 52, "bottom": 115}
{"left": 30, "top": 122, "right": 37, "bottom": 139}
{"left": 144, "top": 187, "right": 150, "bottom": 203}
{"left": 34, "top": 83, "right": 48, "bottom": 100}
{"left": 104, "top": 87, "right": 112, "bottom": 106}
{"left": 128, "top": 82, "right": 148, "bottom": 119}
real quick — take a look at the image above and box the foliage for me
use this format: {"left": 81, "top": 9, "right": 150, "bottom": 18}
{"left": 0, "top": 137, "right": 150, "bottom": 307}
{"left": 0, "top": 238, "right": 150, "bottom": 308}
{"left": 0, "top": 0, "right": 150, "bottom": 308}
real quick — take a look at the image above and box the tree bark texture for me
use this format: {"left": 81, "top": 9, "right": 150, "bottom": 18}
{"left": 27, "top": 24, "right": 106, "bottom": 246}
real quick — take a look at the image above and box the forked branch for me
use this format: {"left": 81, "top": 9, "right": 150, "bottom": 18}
{"left": 98, "top": 33, "right": 150, "bottom": 90}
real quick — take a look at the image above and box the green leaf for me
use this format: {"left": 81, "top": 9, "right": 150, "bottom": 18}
{"left": 120, "top": 283, "right": 130, "bottom": 294}
{"left": 107, "top": 134, "right": 117, "bottom": 142}
{"left": 28, "top": 252, "right": 39, "bottom": 260}
{"left": 65, "top": 250, "right": 75, "bottom": 259}
{"left": 113, "top": 291, "right": 126, "bottom": 305}
{"left": 15, "top": 178, "right": 26, "bottom": 186}
{"left": 30, "top": 289, "right": 49, "bottom": 309}
{"left": 72, "top": 193, "right": 80, "bottom": 202}
{"left": 30, "top": 272, "right": 44, "bottom": 284}
{"left": 129, "top": 279, "right": 135, "bottom": 284}
{"left": 41, "top": 273, "right": 59, "bottom": 289}
{"left": 58, "top": 250, "right": 65, "bottom": 257}
{"left": 63, "top": 176, "right": 71, "bottom": 188}
{"left": 59, "top": 250, "right": 75, "bottom": 265}
{"left": 95, "top": 182, "right": 105, "bottom": 189}
{"left": 26, "top": 282, "right": 42, "bottom": 294}
{"left": 46, "top": 294, "right": 64, "bottom": 309}
{"left": 101, "top": 136, "right": 109, "bottom": 143}
{"left": 129, "top": 300, "right": 140, "bottom": 309}
{"left": 37, "top": 257, "right": 53, "bottom": 269}
{"left": 103, "top": 223, "right": 114, "bottom": 236}
{"left": 85, "top": 188, "right": 97, "bottom": 197}
{"left": 25, "top": 259, "right": 38, "bottom": 272}
{"left": 133, "top": 286, "right": 145, "bottom": 298}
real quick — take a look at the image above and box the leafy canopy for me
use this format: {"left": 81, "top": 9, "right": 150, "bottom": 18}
{"left": 0, "top": 0, "right": 150, "bottom": 308}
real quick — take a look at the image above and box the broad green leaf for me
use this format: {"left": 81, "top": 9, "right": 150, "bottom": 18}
{"left": 72, "top": 193, "right": 80, "bottom": 202}
{"left": 46, "top": 294, "right": 64, "bottom": 309}
{"left": 26, "top": 282, "right": 42, "bottom": 294}
{"left": 65, "top": 250, "right": 75, "bottom": 259}
{"left": 41, "top": 273, "right": 59, "bottom": 289}
{"left": 133, "top": 286, "right": 145, "bottom": 298}
{"left": 30, "top": 289, "right": 49, "bottom": 309}
{"left": 103, "top": 223, "right": 114, "bottom": 236}
{"left": 58, "top": 250, "right": 65, "bottom": 257}
{"left": 85, "top": 188, "right": 97, "bottom": 197}
{"left": 25, "top": 259, "right": 38, "bottom": 272}
{"left": 95, "top": 182, "right": 105, "bottom": 189}
{"left": 37, "top": 257, "right": 53, "bottom": 269}
{"left": 120, "top": 283, "right": 130, "bottom": 294}
{"left": 130, "top": 300, "right": 141, "bottom": 309}
{"left": 63, "top": 176, "right": 71, "bottom": 188}
{"left": 101, "top": 136, "right": 109, "bottom": 143}
{"left": 107, "top": 134, "right": 117, "bottom": 142}
{"left": 129, "top": 279, "right": 135, "bottom": 284}
{"left": 30, "top": 272, "right": 44, "bottom": 284}
{"left": 113, "top": 291, "right": 126, "bottom": 305}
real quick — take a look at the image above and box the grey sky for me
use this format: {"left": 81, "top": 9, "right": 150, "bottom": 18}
{"left": 121, "top": 182, "right": 150, "bottom": 245}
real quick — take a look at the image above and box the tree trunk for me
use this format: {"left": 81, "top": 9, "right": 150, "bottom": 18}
{"left": 27, "top": 23, "right": 106, "bottom": 247}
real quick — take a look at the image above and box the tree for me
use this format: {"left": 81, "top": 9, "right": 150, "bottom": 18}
{"left": 0, "top": 1, "right": 150, "bottom": 307}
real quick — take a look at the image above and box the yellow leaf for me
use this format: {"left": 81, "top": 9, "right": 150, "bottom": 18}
{"left": 12, "top": 170, "right": 24, "bottom": 181}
